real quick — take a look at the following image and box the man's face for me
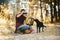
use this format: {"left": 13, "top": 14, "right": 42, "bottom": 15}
{"left": 21, "top": 11, "right": 25, "bottom": 13}
{"left": 23, "top": 14, "right": 27, "bottom": 17}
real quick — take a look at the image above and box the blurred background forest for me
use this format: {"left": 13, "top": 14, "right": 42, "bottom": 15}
{"left": 0, "top": 0, "right": 60, "bottom": 35}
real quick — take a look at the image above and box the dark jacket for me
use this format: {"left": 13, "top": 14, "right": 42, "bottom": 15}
{"left": 16, "top": 15, "right": 26, "bottom": 28}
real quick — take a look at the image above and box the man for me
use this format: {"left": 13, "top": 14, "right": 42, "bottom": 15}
{"left": 15, "top": 9, "right": 27, "bottom": 33}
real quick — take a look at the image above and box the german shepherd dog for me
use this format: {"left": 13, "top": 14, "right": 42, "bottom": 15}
{"left": 33, "top": 19, "right": 46, "bottom": 33}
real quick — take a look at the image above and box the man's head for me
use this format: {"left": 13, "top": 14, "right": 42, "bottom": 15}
{"left": 20, "top": 9, "right": 28, "bottom": 17}
{"left": 22, "top": 12, "right": 27, "bottom": 17}
{"left": 20, "top": 9, "right": 25, "bottom": 13}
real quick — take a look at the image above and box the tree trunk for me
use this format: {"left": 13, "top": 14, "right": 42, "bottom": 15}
{"left": 58, "top": 0, "right": 60, "bottom": 22}
{"left": 50, "top": 0, "right": 53, "bottom": 23}
{"left": 40, "top": 0, "right": 43, "bottom": 22}
{"left": 54, "top": 0, "right": 57, "bottom": 22}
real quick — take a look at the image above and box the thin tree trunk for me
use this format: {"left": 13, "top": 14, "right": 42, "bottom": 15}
{"left": 54, "top": 0, "right": 57, "bottom": 22}
{"left": 50, "top": 0, "right": 53, "bottom": 23}
{"left": 58, "top": 0, "right": 60, "bottom": 21}
{"left": 40, "top": 0, "right": 43, "bottom": 22}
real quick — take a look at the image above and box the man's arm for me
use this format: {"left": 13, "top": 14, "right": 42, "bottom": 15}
{"left": 16, "top": 13, "right": 23, "bottom": 17}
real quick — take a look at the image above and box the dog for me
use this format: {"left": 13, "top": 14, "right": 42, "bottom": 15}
{"left": 34, "top": 19, "right": 46, "bottom": 33}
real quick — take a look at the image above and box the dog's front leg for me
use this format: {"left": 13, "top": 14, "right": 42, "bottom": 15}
{"left": 39, "top": 27, "right": 40, "bottom": 33}
{"left": 37, "top": 27, "right": 38, "bottom": 33}
{"left": 42, "top": 27, "right": 44, "bottom": 32}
